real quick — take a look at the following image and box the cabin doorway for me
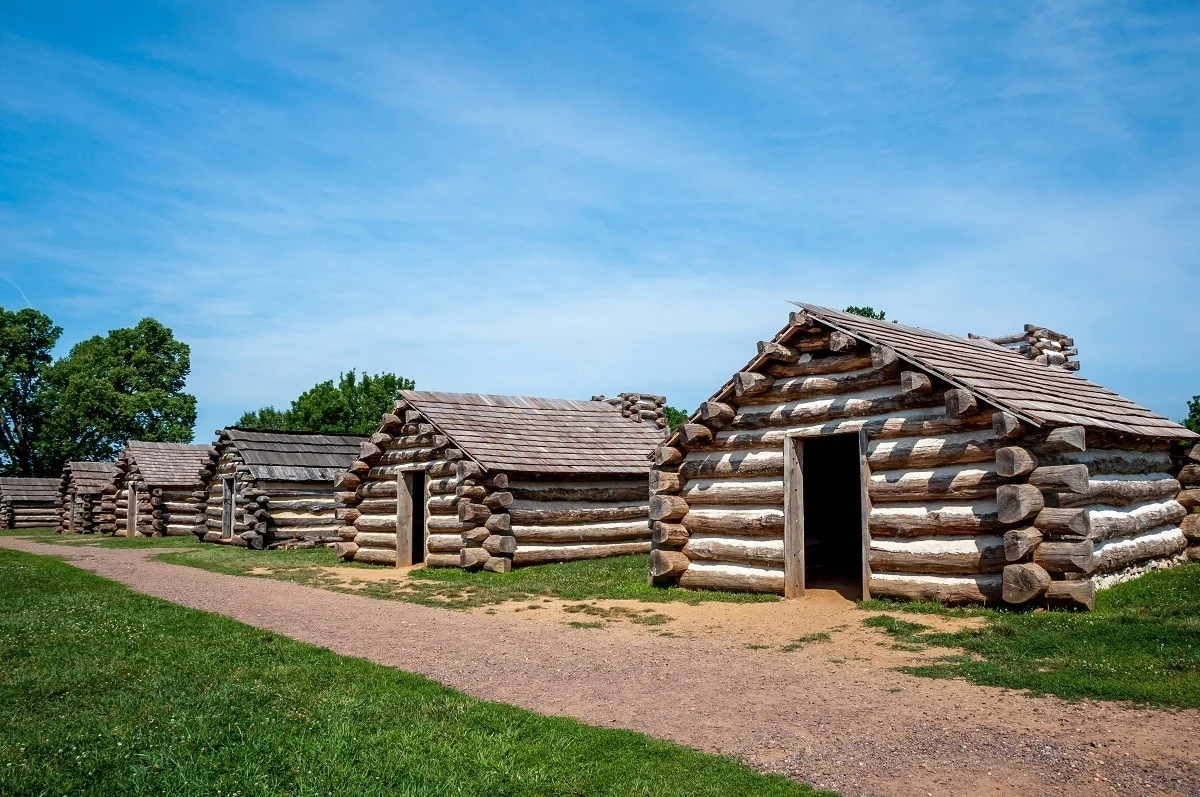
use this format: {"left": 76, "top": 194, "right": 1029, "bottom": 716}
{"left": 68, "top": 491, "right": 77, "bottom": 533}
{"left": 784, "top": 433, "right": 868, "bottom": 600}
{"left": 221, "top": 476, "right": 236, "bottom": 539}
{"left": 395, "top": 470, "right": 427, "bottom": 566}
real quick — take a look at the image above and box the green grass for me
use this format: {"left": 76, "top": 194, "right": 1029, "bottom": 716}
{"left": 0, "top": 548, "right": 828, "bottom": 796}
{"left": 1, "top": 526, "right": 203, "bottom": 549}
{"left": 155, "top": 546, "right": 780, "bottom": 609}
{"left": 779, "top": 632, "right": 832, "bottom": 652}
{"left": 858, "top": 564, "right": 1200, "bottom": 707}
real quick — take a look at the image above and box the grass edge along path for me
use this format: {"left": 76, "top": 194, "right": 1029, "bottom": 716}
{"left": 858, "top": 563, "right": 1200, "bottom": 708}
{"left": 0, "top": 548, "right": 827, "bottom": 796}
{"left": 153, "top": 544, "right": 778, "bottom": 608}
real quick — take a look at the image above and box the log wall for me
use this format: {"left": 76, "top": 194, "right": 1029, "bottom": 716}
{"left": 1, "top": 498, "right": 58, "bottom": 529}
{"left": 111, "top": 459, "right": 206, "bottom": 538}
{"left": 340, "top": 399, "right": 652, "bottom": 571}
{"left": 654, "top": 311, "right": 1193, "bottom": 608}
{"left": 199, "top": 444, "right": 345, "bottom": 550}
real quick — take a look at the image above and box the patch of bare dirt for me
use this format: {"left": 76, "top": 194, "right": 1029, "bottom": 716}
{"left": 3, "top": 536, "right": 1197, "bottom": 797}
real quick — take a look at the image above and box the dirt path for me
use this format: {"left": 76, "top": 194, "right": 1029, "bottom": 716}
{"left": 5, "top": 537, "right": 1198, "bottom": 797}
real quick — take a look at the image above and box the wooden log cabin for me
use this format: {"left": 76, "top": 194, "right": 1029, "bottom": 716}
{"left": 57, "top": 461, "right": 118, "bottom": 534}
{"left": 112, "top": 441, "right": 214, "bottom": 537}
{"left": 650, "top": 304, "right": 1198, "bottom": 610}
{"left": 200, "top": 429, "right": 367, "bottom": 549}
{"left": 0, "top": 477, "right": 60, "bottom": 529}
{"left": 335, "top": 391, "right": 666, "bottom": 572}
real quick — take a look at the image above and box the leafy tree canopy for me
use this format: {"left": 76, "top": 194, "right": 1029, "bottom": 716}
{"left": 38, "top": 318, "right": 196, "bottom": 469}
{"left": 236, "top": 371, "right": 415, "bottom": 436}
{"left": 1185, "top": 395, "right": 1200, "bottom": 434}
{"left": 0, "top": 307, "right": 62, "bottom": 475}
{"left": 844, "top": 305, "right": 886, "bottom": 320}
{"left": 664, "top": 406, "right": 689, "bottom": 431}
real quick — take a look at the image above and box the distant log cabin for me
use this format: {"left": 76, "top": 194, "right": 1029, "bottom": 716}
{"left": 112, "top": 442, "right": 214, "bottom": 537}
{"left": 200, "top": 429, "right": 366, "bottom": 549}
{"left": 334, "top": 391, "right": 666, "bottom": 572}
{"left": 0, "top": 477, "right": 60, "bottom": 529}
{"left": 650, "top": 303, "right": 1198, "bottom": 610}
{"left": 58, "top": 461, "right": 118, "bottom": 534}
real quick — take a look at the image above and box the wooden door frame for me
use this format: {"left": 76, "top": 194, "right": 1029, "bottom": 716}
{"left": 126, "top": 479, "right": 139, "bottom": 538}
{"left": 782, "top": 430, "right": 871, "bottom": 600}
{"left": 221, "top": 475, "right": 236, "bottom": 539}
{"left": 395, "top": 468, "right": 429, "bottom": 568}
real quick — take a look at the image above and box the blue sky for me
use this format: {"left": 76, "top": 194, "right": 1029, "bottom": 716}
{"left": 2, "top": 1, "right": 1198, "bottom": 439}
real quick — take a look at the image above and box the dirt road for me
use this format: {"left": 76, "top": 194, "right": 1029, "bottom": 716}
{"left": 4, "top": 536, "right": 1197, "bottom": 797}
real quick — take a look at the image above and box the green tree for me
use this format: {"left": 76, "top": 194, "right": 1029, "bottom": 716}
{"left": 664, "top": 406, "right": 689, "bottom": 431}
{"left": 236, "top": 371, "right": 415, "bottom": 435}
{"left": 844, "top": 305, "right": 886, "bottom": 320}
{"left": 38, "top": 318, "right": 197, "bottom": 469}
{"left": 236, "top": 406, "right": 290, "bottom": 431}
{"left": 0, "top": 307, "right": 62, "bottom": 475}
{"left": 1185, "top": 395, "right": 1200, "bottom": 434}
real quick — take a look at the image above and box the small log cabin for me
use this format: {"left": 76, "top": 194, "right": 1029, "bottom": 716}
{"left": 335, "top": 391, "right": 666, "bottom": 571}
{"left": 57, "top": 461, "right": 118, "bottom": 534}
{"left": 650, "top": 304, "right": 1198, "bottom": 610}
{"left": 200, "top": 428, "right": 367, "bottom": 549}
{"left": 0, "top": 477, "right": 60, "bottom": 529}
{"left": 112, "top": 441, "right": 214, "bottom": 537}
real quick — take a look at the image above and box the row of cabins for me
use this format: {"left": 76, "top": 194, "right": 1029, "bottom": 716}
{"left": 32, "top": 304, "right": 1200, "bottom": 610}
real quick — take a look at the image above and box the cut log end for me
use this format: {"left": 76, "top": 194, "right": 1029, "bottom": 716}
{"left": 945, "top": 388, "right": 979, "bottom": 418}
{"left": 1002, "top": 562, "right": 1051, "bottom": 604}
{"left": 649, "top": 548, "right": 690, "bottom": 579}
{"left": 899, "top": 370, "right": 932, "bottom": 395}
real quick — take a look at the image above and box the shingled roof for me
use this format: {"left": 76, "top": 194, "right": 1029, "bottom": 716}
{"left": 123, "top": 441, "right": 214, "bottom": 487}
{"left": 400, "top": 390, "right": 664, "bottom": 475}
{"left": 793, "top": 304, "right": 1195, "bottom": 440}
{"left": 220, "top": 429, "right": 367, "bottom": 482}
{"left": 65, "top": 462, "right": 118, "bottom": 495}
{"left": 0, "top": 477, "right": 60, "bottom": 503}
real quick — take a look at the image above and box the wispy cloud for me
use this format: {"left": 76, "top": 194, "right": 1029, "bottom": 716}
{"left": 1, "top": 0, "right": 1197, "bottom": 437}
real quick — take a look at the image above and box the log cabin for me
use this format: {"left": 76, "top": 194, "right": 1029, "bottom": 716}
{"left": 200, "top": 428, "right": 367, "bottom": 549}
{"left": 334, "top": 391, "right": 666, "bottom": 572}
{"left": 112, "top": 441, "right": 214, "bottom": 537}
{"left": 57, "top": 461, "right": 118, "bottom": 534}
{"left": 650, "top": 303, "right": 1198, "bottom": 610}
{"left": 0, "top": 477, "right": 60, "bottom": 529}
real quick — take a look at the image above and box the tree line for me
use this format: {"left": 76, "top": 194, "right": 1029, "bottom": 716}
{"left": 5, "top": 303, "right": 1196, "bottom": 475}
{"left": 0, "top": 307, "right": 196, "bottom": 477}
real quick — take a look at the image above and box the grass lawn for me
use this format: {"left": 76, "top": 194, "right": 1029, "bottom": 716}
{"left": 154, "top": 545, "right": 779, "bottom": 608}
{"left": 1, "top": 526, "right": 203, "bottom": 549}
{"left": 859, "top": 564, "right": 1200, "bottom": 708}
{"left": 0, "top": 548, "right": 827, "bottom": 796}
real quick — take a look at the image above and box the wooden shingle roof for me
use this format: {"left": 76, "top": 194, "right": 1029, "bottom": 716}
{"left": 221, "top": 429, "right": 367, "bottom": 482}
{"left": 794, "top": 304, "right": 1196, "bottom": 440}
{"left": 124, "top": 441, "right": 214, "bottom": 488}
{"left": 400, "top": 391, "right": 663, "bottom": 475}
{"left": 0, "top": 477, "right": 60, "bottom": 503}
{"left": 65, "top": 462, "right": 118, "bottom": 495}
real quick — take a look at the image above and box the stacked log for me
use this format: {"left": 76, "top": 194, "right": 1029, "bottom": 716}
{"left": 200, "top": 433, "right": 353, "bottom": 549}
{"left": 202, "top": 444, "right": 252, "bottom": 543}
{"left": 345, "top": 399, "right": 461, "bottom": 567}
{"left": 1176, "top": 444, "right": 1200, "bottom": 563}
{"left": 341, "top": 396, "right": 655, "bottom": 571}
{"left": 593, "top": 393, "right": 669, "bottom": 433}
{"left": 993, "top": 426, "right": 1194, "bottom": 609}
{"left": 968, "top": 324, "right": 1080, "bottom": 371}
{"left": 657, "top": 309, "right": 1190, "bottom": 610}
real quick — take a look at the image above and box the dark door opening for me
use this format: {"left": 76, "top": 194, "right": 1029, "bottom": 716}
{"left": 409, "top": 470, "right": 426, "bottom": 564}
{"left": 801, "top": 434, "right": 865, "bottom": 599}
